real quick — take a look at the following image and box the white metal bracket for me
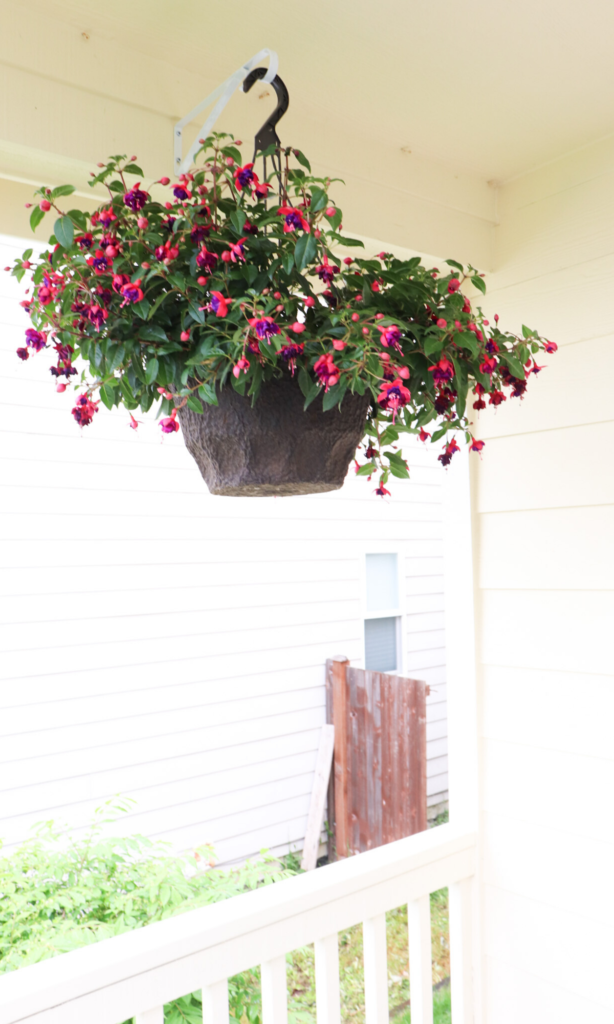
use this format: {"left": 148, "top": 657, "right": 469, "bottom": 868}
{"left": 173, "top": 49, "right": 279, "bottom": 176}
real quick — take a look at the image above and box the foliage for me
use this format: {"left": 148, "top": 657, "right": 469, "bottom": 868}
{"left": 0, "top": 801, "right": 296, "bottom": 1022}
{"left": 8, "top": 133, "right": 556, "bottom": 492}
{"left": 0, "top": 806, "right": 450, "bottom": 1022}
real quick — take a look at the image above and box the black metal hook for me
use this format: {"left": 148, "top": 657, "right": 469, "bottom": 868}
{"left": 242, "top": 67, "right": 290, "bottom": 159}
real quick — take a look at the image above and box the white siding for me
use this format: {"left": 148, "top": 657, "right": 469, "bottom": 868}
{"left": 0, "top": 235, "right": 447, "bottom": 863}
{"left": 475, "top": 136, "right": 614, "bottom": 1022}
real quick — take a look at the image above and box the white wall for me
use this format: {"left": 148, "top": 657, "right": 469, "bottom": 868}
{"left": 475, "top": 136, "right": 614, "bottom": 1022}
{"left": 0, "top": 235, "right": 447, "bottom": 864}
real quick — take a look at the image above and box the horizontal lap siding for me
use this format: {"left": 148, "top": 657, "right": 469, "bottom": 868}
{"left": 0, "top": 233, "right": 447, "bottom": 861}
{"left": 476, "top": 139, "right": 614, "bottom": 1020}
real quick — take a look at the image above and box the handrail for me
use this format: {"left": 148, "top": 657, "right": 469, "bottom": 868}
{"left": 0, "top": 823, "right": 476, "bottom": 1024}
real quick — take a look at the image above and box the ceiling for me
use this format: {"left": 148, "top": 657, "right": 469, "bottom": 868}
{"left": 21, "top": 0, "right": 614, "bottom": 183}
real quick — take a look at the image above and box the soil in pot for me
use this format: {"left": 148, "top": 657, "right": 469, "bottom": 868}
{"left": 177, "top": 374, "right": 371, "bottom": 497}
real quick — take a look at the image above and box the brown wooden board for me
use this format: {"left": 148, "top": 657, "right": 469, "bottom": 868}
{"left": 325, "top": 658, "right": 427, "bottom": 857}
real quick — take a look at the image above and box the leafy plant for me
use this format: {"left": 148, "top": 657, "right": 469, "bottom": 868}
{"left": 7, "top": 133, "right": 556, "bottom": 493}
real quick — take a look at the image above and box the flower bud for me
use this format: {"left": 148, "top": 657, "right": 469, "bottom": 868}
{"left": 332, "top": 339, "right": 346, "bottom": 351}
{"left": 39, "top": 199, "right": 51, "bottom": 211}
{"left": 105, "top": 246, "right": 118, "bottom": 258}
{"left": 362, "top": 327, "right": 370, "bottom": 335}
{"left": 343, "top": 257, "right": 352, "bottom": 265}
{"left": 180, "top": 330, "right": 190, "bottom": 341}
{"left": 375, "top": 313, "right": 384, "bottom": 320}
{"left": 314, "top": 229, "right": 321, "bottom": 238}
{"left": 325, "top": 206, "right": 336, "bottom": 216}
{"left": 164, "top": 201, "right": 172, "bottom": 210}
{"left": 437, "top": 318, "right": 447, "bottom": 329}
{"left": 291, "top": 322, "right": 306, "bottom": 333}
{"left": 398, "top": 366, "right": 410, "bottom": 379}
{"left": 273, "top": 291, "right": 282, "bottom": 299}
{"left": 142, "top": 261, "right": 150, "bottom": 269}
{"left": 304, "top": 296, "right": 316, "bottom": 307}
{"left": 159, "top": 177, "right": 170, "bottom": 186}
{"left": 137, "top": 217, "right": 148, "bottom": 230}
{"left": 197, "top": 276, "right": 207, "bottom": 285}
{"left": 351, "top": 313, "right": 360, "bottom": 322}
{"left": 56, "top": 383, "right": 66, "bottom": 392}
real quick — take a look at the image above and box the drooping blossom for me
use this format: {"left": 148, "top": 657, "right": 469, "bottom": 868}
{"left": 120, "top": 279, "right": 144, "bottom": 306}
{"left": 191, "top": 223, "right": 210, "bottom": 245}
{"left": 434, "top": 387, "right": 457, "bottom": 414}
{"left": 210, "top": 292, "right": 230, "bottom": 317}
{"left": 315, "top": 256, "right": 339, "bottom": 284}
{"left": 87, "top": 305, "right": 108, "bottom": 331}
{"left": 279, "top": 340, "right": 304, "bottom": 374}
{"left": 16, "top": 347, "right": 28, "bottom": 360}
{"left": 160, "top": 408, "right": 180, "bottom": 433}
{"left": 72, "top": 393, "right": 99, "bottom": 427}
{"left": 196, "top": 246, "right": 218, "bottom": 272}
{"left": 313, "top": 352, "right": 340, "bottom": 391}
{"left": 544, "top": 339, "right": 558, "bottom": 353}
{"left": 375, "top": 484, "right": 391, "bottom": 497}
{"left": 377, "top": 378, "right": 411, "bottom": 421}
{"left": 25, "top": 328, "right": 47, "bottom": 351}
{"left": 172, "top": 183, "right": 191, "bottom": 201}
{"left": 469, "top": 438, "right": 485, "bottom": 453}
{"left": 88, "top": 250, "right": 110, "bottom": 275}
{"left": 249, "top": 316, "right": 280, "bottom": 342}
{"left": 112, "top": 273, "right": 130, "bottom": 293}
{"left": 222, "top": 238, "right": 247, "bottom": 264}
{"left": 447, "top": 278, "right": 461, "bottom": 294}
{"left": 428, "top": 356, "right": 454, "bottom": 384}
{"left": 479, "top": 356, "right": 497, "bottom": 375}
{"left": 419, "top": 428, "right": 431, "bottom": 442}
{"left": 376, "top": 324, "right": 402, "bottom": 349}
{"left": 234, "top": 163, "right": 259, "bottom": 191}
{"left": 123, "top": 183, "right": 149, "bottom": 211}
{"left": 488, "top": 389, "right": 506, "bottom": 406}
{"left": 75, "top": 233, "right": 93, "bottom": 250}
{"left": 438, "top": 438, "right": 460, "bottom": 466}
{"left": 97, "top": 207, "right": 117, "bottom": 228}
{"left": 277, "top": 206, "right": 310, "bottom": 233}
{"left": 233, "top": 358, "right": 250, "bottom": 378}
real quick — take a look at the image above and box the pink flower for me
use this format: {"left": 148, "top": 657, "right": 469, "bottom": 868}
{"left": 428, "top": 356, "right": 454, "bottom": 383}
{"left": 233, "top": 358, "right": 250, "bottom": 378}
{"left": 25, "top": 329, "right": 47, "bottom": 351}
{"left": 479, "top": 356, "right": 497, "bottom": 375}
{"left": 210, "top": 292, "right": 230, "bottom": 317}
{"left": 16, "top": 347, "right": 29, "bottom": 360}
{"left": 313, "top": 352, "right": 340, "bottom": 391}
{"left": 419, "top": 428, "right": 430, "bottom": 442}
{"left": 160, "top": 409, "right": 180, "bottom": 433}
{"left": 277, "top": 206, "right": 310, "bottom": 233}
{"left": 438, "top": 438, "right": 460, "bottom": 466}
{"left": 196, "top": 246, "right": 218, "bottom": 272}
{"left": 469, "top": 438, "right": 485, "bottom": 453}
{"left": 447, "top": 278, "right": 461, "bottom": 293}
{"left": 376, "top": 325, "right": 402, "bottom": 349}
{"left": 72, "top": 393, "right": 99, "bottom": 427}
{"left": 120, "top": 279, "right": 144, "bottom": 306}
{"left": 377, "top": 378, "right": 411, "bottom": 421}
{"left": 544, "top": 339, "right": 558, "bottom": 353}
{"left": 315, "top": 256, "right": 340, "bottom": 283}
{"left": 123, "top": 184, "right": 149, "bottom": 211}
{"left": 234, "top": 163, "right": 259, "bottom": 191}
{"left": 97, "top": 207, "right": 117, "bottom": 227}
{"left": 375, "top": 484, "right": 391, "bottom": 497}
{"left": 248, "top": 316, "right": 280, "bottom": 341}
{"left": 39, "top": 199, "right": 51, "bottom": 212}
{"left": 224, "top": 238, "right": 247, "bottom": 263}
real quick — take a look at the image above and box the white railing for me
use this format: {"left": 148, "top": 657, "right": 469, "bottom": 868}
{"left": 0, "top": 824, "right": 476, "bottom": 1024}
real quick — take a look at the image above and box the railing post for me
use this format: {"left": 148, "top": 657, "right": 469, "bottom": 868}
{"left": 135, "top": 1008, "right": 164, "bottom": 1024}
{"left": 407, "top": 894, "right": 433, "bottom": 1024}
{"left": 363, "top": 914, "right": 389, "bottom": 1024}
{"left": 261, "top": 955, "right": 288, "bottom": 1024}
{"left": 314, "top": 933, "right": 341, "bottom": 1024}
{"left": 449, "top": 877, "right": 474, "bottom": 1023}
{"left": 202, "top": 979, "right": 229, "bottom": 1024}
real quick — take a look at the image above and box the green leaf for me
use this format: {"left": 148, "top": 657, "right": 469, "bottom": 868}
{"left": 298, "top": 367, "right": 312, "bottom": 399}
{"left": 330, "top": 233, "right": 364, "bottom": 247}
{"left": 293, "top": 149, "right": 312, "bottom": 172}
{"left": 388, "top": 461, "right": 410, "bottom": 479}
{"left": 147, "top": 291, "right": 170, "bottom": 321}
{"left": 471, "top": 275, "right": 486, "bottom": 295}
{"left": 186, "top": 394, "right": 203, "bottom": 413}
{"left": 445, "top": 259, "right": 464, "bottom": 272}
{"left": 424, "top": 335, "right": 444, "bottom": 358}
{"left": 294, "top": 232, "right": 317, "bottom": 272}
{"left": 29, "top": 206, "right": 45, "bottom": 232}
{"left": 106, "top": 344, "right": 126, "bottom": 373}
{"left": 521, "top": 324, "right": 533, "bottom": 339}
{"left": 355, "top": 462, "right": 375, "bottom": 476}
{"left": 133, "top": 299, "right": 151, "bottom": 320}
{"left": 379, "top": 426, "right": 399, "bottom": 445}
{"left": 145, "top": 357, "right": 159, "bottom": 385}
{"left": 53, "top": 215, "right": 73, "bottom": 248}
{"left": 108, "top": 180, "right": 124, "bottom": 193}
{"left": 322, "top": 385, "right": 342, "bottom": 411}
{"left": 502, "top": 354, "right": 526, "bottom": 380}
{"left": 198, "top": 382, "right": 218, "bottom": 406}
{"left": 67, "top": 209, "right": 88, "bottom": 232}
{"left": 303, "top": 382, "right": 321, "bottom": 410}
{"left": 119, "top": 375, "right": 135, "bottom": 400}
{"left": 123, "top": 163, "right": 144, "bottom": 176}
{"left": 457, "top": 332, "right": 478, "bottom": 357}
{"left": 310, "top": 187, "right": 327, "bottom": 213}
{"left": 99, "top": 383, "right": 116, "bottom": 410}
{"left": 50, "top": 184, "right": 76, "bottom": 199}
{"left": 230, "top": 209, "right": 247, "bottom": 236}
{"left": 282, "top": 251, "right": 294, "bottom": 276}
{"left": 139, "top": 324, "right": 167, "bottom": 343}
{"left": 187, "top": 302, "right": 205, "bottom": 325}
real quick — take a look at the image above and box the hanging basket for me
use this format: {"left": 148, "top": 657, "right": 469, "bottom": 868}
{"left": 177, "top": 374, "right": 370, "bottom": 497}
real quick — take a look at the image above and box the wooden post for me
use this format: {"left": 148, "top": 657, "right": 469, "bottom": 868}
{"left": 330, "top": 658, "right": 349, "bottom": 859}
{"left": 301, "top": 724, "right": 335, "bottom": 871}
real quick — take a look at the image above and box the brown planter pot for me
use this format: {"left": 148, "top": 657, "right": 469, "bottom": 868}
{"left": 177, "top": 374, "right": 370, "bottom": 496}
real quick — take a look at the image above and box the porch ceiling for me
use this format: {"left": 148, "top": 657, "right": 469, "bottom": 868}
{"left": 21, "top": 0, "right": 614, "bottom": 183}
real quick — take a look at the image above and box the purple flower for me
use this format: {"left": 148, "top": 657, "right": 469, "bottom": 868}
{"left": 249, "top": 316, "right": 280, "bottom": 341}
{"left": 25, "top": 329, "right": 47, "bottom": 351}
{"left": 123, "top": 184, "right": 149, "bottom": 211}
{"left": 173, "top": 185, "right": 190, "bottom": 201}
{"left": 16, "top": 347, "right": 29, "bottom": 360}
{"left": 87, "top": 305, "right": 108, "bottom": 331}
{"left": 191, "top": 224, "right": 210, "bottom": 244}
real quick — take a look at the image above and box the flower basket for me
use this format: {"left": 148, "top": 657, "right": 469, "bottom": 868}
{"left": 8, "top": 123, "right": 556, "bottom": 497}
{"left": 177, "top": 372, "right": 370, "bottom": 496}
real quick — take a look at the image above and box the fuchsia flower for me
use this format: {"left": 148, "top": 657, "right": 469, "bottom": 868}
{"left": 438, "top": 438, "right": 460, "bottom": 466}
{"left": 75, "top": 232, "right": 93, "bottom": 250}
{"left": 97, "top": 207, "right": 117, "bottom": 227}
{"left": 315, "top": 255, "right": 340, "bottom": 283}
{"left": 196, "top": 246, "right": 218, "bottom": 272}
{"left": 72, "top": 393, "right": 99, "bottom": 427}
{"left": 234, "top": 163, "right": 259, "bottom": 191}
{"left": 375, "top": 484, "right": 391, "bottom": 497}
{"left": 279, "top": 340, "right": 304, "bottom": 374}
{"left": 87, "top": 305, "right": 108, "bottom": 331}
{"left": 223, "top": 238, "right": 247, "bottom": 263}
{"left": 448, "top": 278, "right": 461, "bottom": 294}
{"left": 16, "top": 347, "right": 28, "bottom": 360}
{"left": 25, "top": 328, "right": 47, "bottom": 351}
{"left": 277, "top": 206, "right": 310, "bottom": 233}
{"left": 376, "top": 324, "right": 402, "bottom": 349}
{"left": 120, "top": 279, "right": 144, "bottom": 306}
{"left": 160, "top": 409, "right": 180, "bottom": 433}
{"left": 172, "top": 183, "right": 191, "bottom": 201}
{"left": 488, "top": 389, "right": 506, "bottom": 406}
{"left": 544, "top": 339, "right": 557, "bottom": 353}
{"left": 88, "top": 249, "right": 110, "bottom": 275}
{"left": 233, "top": 358, "right": 250, "bottom": 378}
{"left": 377, "top": 378, "right": 411, "bottom": 421}
{"left": 210, "top": 292, "right": 230, "bottom": 317}
{"left": 123, "top": 183, "right": 149, "bottom": 211}
{"left": 112, "top": 273, "right": 130, "bottom": 293}
{"left": 419, "top": 428, "right": 431, "bottom": 442}
{"left": 428, "top": 356, "right": 454, "bottom": 383}
{"left": 248, "top": 316, "right": 280, "bottom": 342}
{"left": 469, "top": 438, "right": 485, "bottom": 453}
{"left": 479, "top": 356, "right": 497, "bottom": 375}
{"left": 313, "top": 352, "right": 340, "bottom": 391}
